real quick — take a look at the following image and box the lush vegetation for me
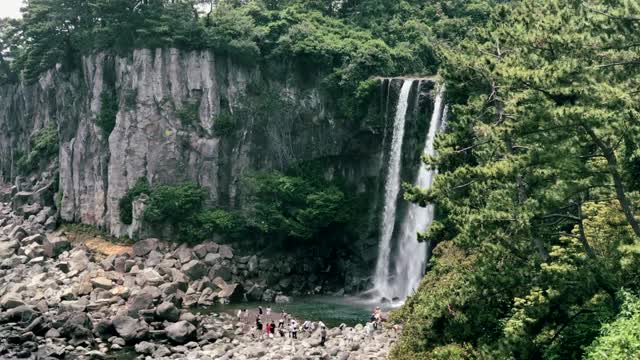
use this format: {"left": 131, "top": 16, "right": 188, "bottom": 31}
{"left": 395, "top": 0, "right": 640, "bottom": 359}
{"left": 118, "top": 171, "right": 353, "bottom": 244}
{"left": 16, "top": 124, "right": 59, "bottom": 174}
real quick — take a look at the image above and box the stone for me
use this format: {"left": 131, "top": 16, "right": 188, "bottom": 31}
{"left": 110, "top": 285, "right": 130, "bottom": 299}
{"left": 21, "top": 234, "right": 45, "bottom": 245}
{"left": 155, "top": 302, "right": 180, "bottom": 322}
{"left": 0, "top": 239, "right": 19, "bottom": 258}
{"left": 165, "top": 320, "right": 196, "bottom": 344}
{"left": 8, "top": 226, "right": 27, "bottom": 241}
{"left": 174, "top": 246, "right": 193, "bottom": 264}
{"left": 61, "top": 312, "right": 93, "bottom": 342}
{"left": 91, "top": 277, "right": 113, "bottom": 290}
{"left": 45, "top": 328, "right": 61, "bottom": 338}
{"left": 192, "top": 244, "right": 209, "bottom": 259}
{"left": 136, "top": 268, "right": 164, "bottom": 286}
{"left": 0, "top": 293, "right": 24, "bottom": 309}
{"left": 245, "top": 284, "right": 265, "bottom": 301}
{"left": 209, "top": 262, "right": 232, "bottom": 282}
{"left": 182, "top": 260, "right": 207, "bottom": 280}
{"left": 248, "top": 255, "right": 258, "bottom": 273}
{"left": 1, "top": 305, "right": 37, "bottom": 323}
{"left": 134, "top": 341, "right": 156, "bottom": 354}
{"left": 218, "top": 245, "right": 233, "bottom": 259}
{"left": 275, "top": 295, "right": 291, "bottom": 304}
{"left": 43, "top": 235, "right": 71, "bottom": 258}
{"left": 262, "top": 288, "right": 276, "bottom": 302}
{"left": 133, "top": 238, "right": 160, "bottom": 257}
{"left": 112, "top": 315, "right": 149, "bottom": 342}
{"left": 203, "top": 253, "right": 221, "bottom": 265}
{"left": 217, "top": 282, "right": 243, "bottom": 302}
{"left": 127, "top": 292, "right": 154, "bottom": 317}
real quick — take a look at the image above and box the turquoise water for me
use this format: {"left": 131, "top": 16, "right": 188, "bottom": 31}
{"left": 196, "top": 296, "right": 375, "bottom": 328}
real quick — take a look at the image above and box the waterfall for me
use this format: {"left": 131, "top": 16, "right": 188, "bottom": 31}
{"left": 373, "top": 80, "right": 414, "bottom": 298}
{"left": 372, "top": 81, "right": 446, "bottom": 302}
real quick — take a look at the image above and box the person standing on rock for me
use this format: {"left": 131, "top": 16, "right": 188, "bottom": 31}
{"left": 256, "top": 316, "right": 264, "bottom": 339}
{"left": 290, "top": 319, "right": 298, "bottom": 339}
{"left": 237, "top": 309, "right": 242, "bottom": 318}
{"left": 258, "top": 305, "right": 263, "bottom": 316}
{"left": 266, "top": 306, "right": 271, "bottom": 316}
{"left": 320, "top": 325, "right": 327, "bottom": 346}
{"left": 269, "top": 320, "right": 276, "bottom": 338}
{"left": 278, "top": 316, "right": 284, "bottom": 329}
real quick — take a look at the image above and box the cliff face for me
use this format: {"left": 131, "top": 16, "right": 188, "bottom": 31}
{"left": 0, "top": 49, "right": 436, "bottom": 292}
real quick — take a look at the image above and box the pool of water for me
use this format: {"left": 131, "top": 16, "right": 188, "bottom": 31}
{"left": 195, "top": 296, "right": 378, "bottom": 328}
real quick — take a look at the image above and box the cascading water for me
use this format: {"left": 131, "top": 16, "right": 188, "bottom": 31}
{"left": 373, "top": 80, "right": 414, "bottom": 298}
{"left": 372, "top": 81, "right": 446, "bottom": 302}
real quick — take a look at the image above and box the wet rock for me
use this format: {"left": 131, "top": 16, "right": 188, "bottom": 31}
{"left": 275, "top": 295, "right": 291, "bottom": 304}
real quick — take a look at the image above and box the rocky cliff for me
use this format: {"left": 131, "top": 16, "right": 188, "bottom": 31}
{"left": 0, "top": 49, "right": 436, "bottom": 292}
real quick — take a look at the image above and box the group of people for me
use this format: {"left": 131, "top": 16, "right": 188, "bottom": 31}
{"left": 238, "top": 306, "right": 328, "bottom": 346}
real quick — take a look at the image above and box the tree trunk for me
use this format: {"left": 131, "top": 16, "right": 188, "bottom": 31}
{"left": 583, "top": 126, "right": 640, "bottom": 238}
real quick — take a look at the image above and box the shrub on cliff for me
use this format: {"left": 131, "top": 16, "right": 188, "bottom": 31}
{"left": 118, "top": 178, "right": 150, "bottom": 225}
{"left": 16, "top": 124, "right": 59, "bottom": 174}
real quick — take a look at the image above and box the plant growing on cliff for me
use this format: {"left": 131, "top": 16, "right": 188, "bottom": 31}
{"left": 176, "top": 100, "right": 200, "bottom": 126}
{"left": 97, "top": 91, "right": 118, "bottom": 135}
{"left": 16, "top": 124, "right": 59, "bottom": 174}
{"left": 212, "top": 112, "right": 236, "bottom": 136}
{"left": 118, "top": 177, "right": 150, "bottom": 225}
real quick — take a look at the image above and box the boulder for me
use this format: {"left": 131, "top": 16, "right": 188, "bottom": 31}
{"left": 0, "top": 239, "right": 19, "bottom": 258}
{"left": 182, "top": 260, "right": 207, "bottom": 280}
{"left": 218, "top": 245, "right": 233, "bottom": 259}
{"left": 134, "top": 341, "right": 156, "bottom": 355}
{"left": 155, "top": 302, "right": 180, "bottom": 322}
{"left": 61, "top": 312, "right": 93, "bottom": 343}
{"left": 43, "top": 235, "right": 71, "bottom": 258}
{"left": 112, "top": 315, "right": 149, "bottom": 342}
{"left": 132, "top": 238, "right": 160, "bottom": 257}
{"left": 21, "top": 203, "right": 43, "bottom": 217}
{"left": 203, "top": 253, "right": 221, "bottom": 265}
{"left": 0, "top": 293, "right": 24, "bottom": 309}
{"left": 91, "top": 277, "right": 114, "bottom": 290}
{"left": 261, "top": 288, "right": 276, "bottom": 302}
{"left": 1, "top": 305, "right": 38, "bottom": 323}
{"left": 165, "top": 320, "right": 196, "bottom": 344}
{"left": 136, "top": 268, "right": 164, "bottom": 286}
{"left": 209, "top": 262, "right": 232, "bottom": 282}
{"left": 174, "top": 245, "right": 193, "bottom": 264}
{"left": 21, "top": 234, "right": 45, "bottom": 245}
{"left": 275, "top": 295, "right": 291, "bottom": 304}
{"left": 245, "top": 284, "right": 265, "bottom": 301}
{"left": 127, "top": 292, "right": 154, "bottom": 317}
{"left": 217, "top": 282, "right": 243, "bottom": 302}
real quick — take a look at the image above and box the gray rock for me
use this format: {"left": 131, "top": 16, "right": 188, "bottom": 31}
{"left": 9, "top": 226, "right": 27, "bottom": 241}
{"left": 165, "top": 320, "right": 196, "bottom": 344}
{"left": 0, "top": 239, "right": 19, "bottom": 258}
{"left": 136, "top": 268, "right": 164, "bottom": 286}
{"left": 133, "top": 238, "right": 160, "bottom": 257}
{"left": 275, "top": 294, "right": 291, "bottom": 304}
{"left": 182, "top": 260, "right": 207, "bottom": 280}
{"left": 262, "top": 288, "right": 276, "bottom": 302}
{"left": 21, "top": 233, "right": 45, "bottom": 245}
{"left": 45, "top": 328, "right": 61, "bottom": 338}
{"left": 91, "top": 277, "right": 114, "bottom": 290}
{"left": 43, "top": 235, "right": 71, "bottom": 258}
{"left": 134, "top": 341, "right": 156, "bottom": 354}
{"left": 203, "top": 253, "right": 221, "bottom": 265}
{"left": 0, "top": 293, "right": 24, "bottom": 309}
{"left": 112, "top": 315, "right": 149, "bottom": 342}
{"left": 155, "top": 302, "right": 180, "bottom": 322}
{"left": 127, "top": 292, "right": 154, "bottom": 317}
{"left": 218, "top": 245, "right": 233, "bottom": 259}
{"left": 245, "top": 284, "right": 265, "bottom": 301}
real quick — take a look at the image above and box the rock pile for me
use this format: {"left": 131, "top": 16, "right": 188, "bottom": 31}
{"left": 0, "top": 200, "right": 395, "bottom": 359}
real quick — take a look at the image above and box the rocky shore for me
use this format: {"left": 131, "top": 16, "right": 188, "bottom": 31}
{"left": 0, "top": 200, "right": 395, "bottom": 359}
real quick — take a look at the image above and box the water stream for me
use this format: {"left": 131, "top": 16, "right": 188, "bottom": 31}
{"left": 372, "top": 81, "right": 446, "bottom": 302}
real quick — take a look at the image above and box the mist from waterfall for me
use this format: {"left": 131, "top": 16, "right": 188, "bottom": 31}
{"left": 372, "top": 81, "right": 446, "bottom": 302}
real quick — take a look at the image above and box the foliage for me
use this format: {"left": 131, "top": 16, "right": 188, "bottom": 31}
{"left": 395, "top": 0, "right": 640, "bottom": 359}
{"left": 118, "top": 177, "right": 150, "bottom": 225}
{"left": 16, "top": 124, "right": 59, "bottom": 174}
{"left": 176, "top": 100, "right": 200, "bottom": 126}
{"left": 212, "top": 112, "right": 236, "bottom": 136}
{"left": 585, "top": 291, "right": 640, "bottom": 360}
{"left": 243, "top": 171, "right": 351, "bottom": 240}
{"left": 142, "top": 182, "right": 208, "bottom": 226}
{"left": 97, "top": 91, "right": 118, "bottom": 135}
